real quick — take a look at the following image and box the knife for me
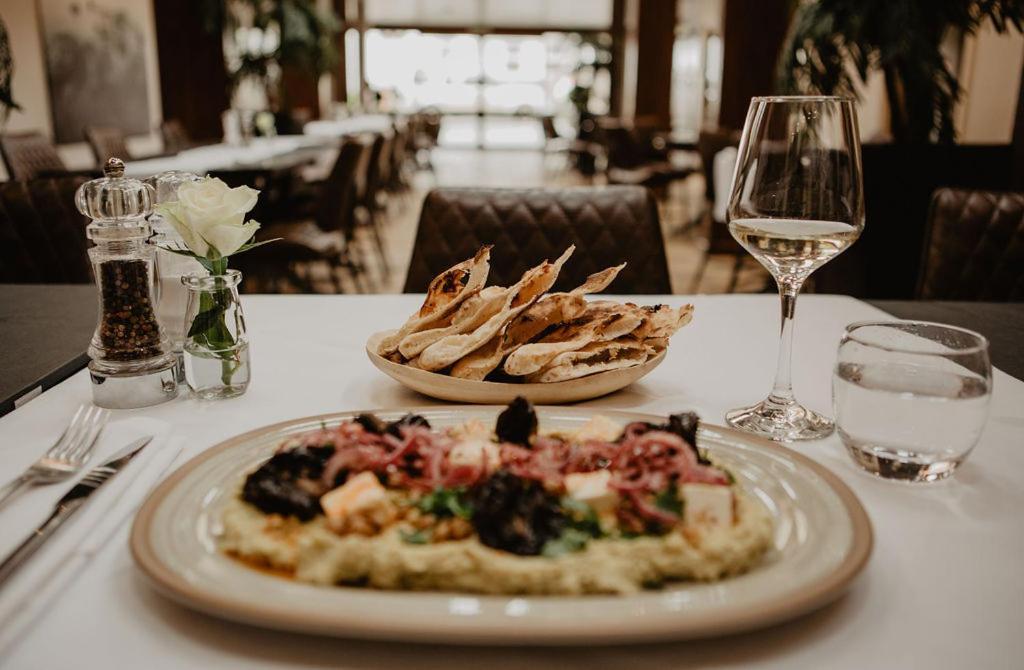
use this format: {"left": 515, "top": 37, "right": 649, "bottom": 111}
{"left": 0, "top": 436, "right": 152, "bottom": 589}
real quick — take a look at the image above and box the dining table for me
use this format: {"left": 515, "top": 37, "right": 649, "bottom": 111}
{"left": 303, "top": 114, "right": 396, "bottom": 138}
{"left": 123, "top": 135, "right": 337, "bottom": 179}
{"left": 0, "top": 292, "right": 1021, "bottom": 668}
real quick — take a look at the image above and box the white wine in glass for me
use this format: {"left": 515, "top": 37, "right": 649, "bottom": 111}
{"left": 725, "top": 97, "right": 865, "bottom": 441}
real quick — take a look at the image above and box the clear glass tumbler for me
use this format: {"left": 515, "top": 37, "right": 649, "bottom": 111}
{"left": 833, "top": 321, "right": 991, "bottom": 482}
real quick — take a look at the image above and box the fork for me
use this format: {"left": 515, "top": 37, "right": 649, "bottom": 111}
{"left": 0, "top": 405, "right": 110, "bottom": 513}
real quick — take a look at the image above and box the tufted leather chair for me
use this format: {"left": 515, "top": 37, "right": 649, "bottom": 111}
{"left": 0, "top": 176, "right": 93, "bottom": 283}
{"left": 0, "top": 132, "right": 68, "bottom": 181}
{"left": 403, "top": 186, "right": 671, "bottom": 294}
{"left": 917, "top": 188, "right": 1024, "bottom": 301}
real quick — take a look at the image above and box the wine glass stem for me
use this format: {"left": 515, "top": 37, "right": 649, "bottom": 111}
{"left": 767, "top": 280, "right": 802, "bottom": 407}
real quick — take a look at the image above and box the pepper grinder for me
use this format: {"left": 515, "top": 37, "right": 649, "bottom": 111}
{"left": 76, "top": 158, "right": 179, "bottom": 408}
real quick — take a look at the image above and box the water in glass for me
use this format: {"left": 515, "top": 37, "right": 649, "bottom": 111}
{"left": 833, "top": 322, "right": 991, "bottom": 482}
{"left": 183, "top": 341, "right": 251, "bottom": 400}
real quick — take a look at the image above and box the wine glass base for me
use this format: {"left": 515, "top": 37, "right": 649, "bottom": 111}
{"left": 725, "top": 398, "right": 834, "bottom": 442}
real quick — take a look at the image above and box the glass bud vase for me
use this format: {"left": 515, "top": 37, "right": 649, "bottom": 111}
{"left": 181, "top": 270, "right": 251, "bottom": 400}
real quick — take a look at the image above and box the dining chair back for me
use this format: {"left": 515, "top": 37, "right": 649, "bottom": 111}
{"left": 388, "top": 122, "right": 410, "bottom": 190}
{"left": 403, "top": 186, "right": 671, "bottom": 294}
{"left": 917, "top": 188, "right": 1024, "bottom": 301}
{"left": 0, "top": 175, "right": 93, "bottom": 283}
{"left": 362, "top": 133, "right": 388, "bottom": 208}
{"left": 0, "top": 132, "right": 67, "bottom": 181}
{"left": 160, "top": 119, "right": 192, "bottom": 153}
{"left": 84, "top": 126, "right": 130, "bottom": 165}
{"left": 316, "top": 139, "right": 365, "bottom": 235}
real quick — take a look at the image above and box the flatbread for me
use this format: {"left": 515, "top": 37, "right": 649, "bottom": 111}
{"left": 448, "top": 264, "right": 625, "bottom": 381}
{"left": 525, "top": 343, "right": 649, "bottom": 383}
{"left": 377, "top": 246, "right": 492, "bottom": 356}
{"left": 502, "top": 301, "right": 644, "bottom": 376}
{"left": 543, "top": 338, "right": 650, "bottom": 370}
{"left": 417, "top": 247, "right": 575, "bottom": 371}
{"left": 397, "top": 286, "right": 508, "bottom": 359}
{"left": 634, "top": 304, "right": 695, "bottom": 339}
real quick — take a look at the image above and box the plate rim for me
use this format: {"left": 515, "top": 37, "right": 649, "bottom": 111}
{"left": 129, "top": 406, "right": 873, "bottom": 645}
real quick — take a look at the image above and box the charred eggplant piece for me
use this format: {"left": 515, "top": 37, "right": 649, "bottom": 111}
{"left": 470, "top": 470, "right": 565, "bottom": 556}
{"left": 354, "top": 413, "right": 387, "bottom": 434}
{"left": 385, "top": 413, "right": 431, "bottom": 438}
{"left": 495, "top": 396, "right": 537, "bottom": 446}
{"left": 241, "top": 446, "right": 334, "bottom": 520}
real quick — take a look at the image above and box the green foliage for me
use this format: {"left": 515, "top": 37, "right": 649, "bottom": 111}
{"left": 203, "top": 0, "right": 341, "bottom": 98}
{"left": 777, "top": 0, "right": 1024, "bottom": 143}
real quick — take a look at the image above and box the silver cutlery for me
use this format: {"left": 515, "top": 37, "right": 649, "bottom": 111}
{"left": 0, "top": 405, "right": 110, "bottom": 513}
{"left": 0, "top": 436, "right": 151, "bottom": 589}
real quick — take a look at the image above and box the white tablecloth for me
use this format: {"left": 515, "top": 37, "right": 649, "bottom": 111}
{"left": 304, "top": 115, "right": 394, "bottom": 137}
{"left": 124, "top": 136, "right": 328, "bottom": 178}
{"left": 2, "top": 294, "right": 1022, "bottom": 669}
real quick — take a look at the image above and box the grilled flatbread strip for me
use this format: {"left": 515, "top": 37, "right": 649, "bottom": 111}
{"left": 397, "top": 286, "right": 508, "bottom": 359}
{"left": 634, "top": 304, "right": 695, "bottom": 339}
{"left": 448, "top": 263, "right": 625, "bottom": 380}
{"left": 502, "top": 301, "right": 644, "bottom": 376}
{"left": 525, "top": 345, "right": 649, "bottom": 383}
{"left": 377, "top": 246, "right": 492, "bottom": 356}
{"left": 418, "top": 247, "right": 575, "bottom": 371}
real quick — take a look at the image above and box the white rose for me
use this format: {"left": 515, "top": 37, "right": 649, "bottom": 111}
{"left": 157, "top": 177, "right": 260, "bottom": 258}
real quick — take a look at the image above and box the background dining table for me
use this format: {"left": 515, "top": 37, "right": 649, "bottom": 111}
{"left": 0, "top": 293, "right": 1021, "bottom": 668}
{"left": 123, "top": 135, "right": 338, "bottom": 179}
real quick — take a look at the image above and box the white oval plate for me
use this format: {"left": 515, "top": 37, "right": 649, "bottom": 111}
{"left": 130, "top": 406, "right": 872, "bottom": 646}
{"left": 365, "top": 331, "right": 667, "bottom": 404}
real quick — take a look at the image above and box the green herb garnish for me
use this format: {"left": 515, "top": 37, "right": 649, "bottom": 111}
{"left": 539, "top": 497, "right": 606, "bottom": 557}
{"left": 416, "top": 487, "right": 474, "bottom": 519}
{"left": 541, "top": 527, "right": 594, "bottom": 557}
{"left": 653, "top": 487, "right": 683, "bottom": 516}
{"left": 400, "top": 528, "right": 432, "bottom": 545}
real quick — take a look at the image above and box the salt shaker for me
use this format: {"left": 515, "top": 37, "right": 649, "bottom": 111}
{"left": 146, "top": 170, "right": 204, "bottom": 381}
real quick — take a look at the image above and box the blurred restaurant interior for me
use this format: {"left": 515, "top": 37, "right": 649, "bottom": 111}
{"left": 3, "top": 0, "right": 1022, "bottom": 299}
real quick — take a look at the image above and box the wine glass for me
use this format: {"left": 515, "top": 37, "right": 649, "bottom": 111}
{"left": 725, "top": 96, "right": 865, "bottom": 441}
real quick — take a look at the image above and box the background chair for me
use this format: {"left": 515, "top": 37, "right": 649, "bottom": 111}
{"left": 0, "top": 132, "right": 82, "bottom": 181}
{"left": 84, "top": 126, "right": 131, "bottom": 165}
{"left": 238, "top": 139, "right": 368, "bottom": 293}
{"left": 0, "top": 175, "right": 93, "bottom": 283}
{"left": 403, "top": 185, "right": 672, "bottom": 294}
{"left": 690, "top": 128, "right": 748, "bottom": 292}
{"left": 916, "top": 188, "right": 1024, "bottom": 301}
{"left": 160, "top": 119, "right": 193, "bottom": 154}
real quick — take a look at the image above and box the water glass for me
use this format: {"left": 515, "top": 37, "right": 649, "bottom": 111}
{"left": 833, "top": 321, "right": 991, "bottom": 482}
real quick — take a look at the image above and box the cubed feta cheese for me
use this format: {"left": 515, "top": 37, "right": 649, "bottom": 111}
{"left": 680, "top": 483, "right": 733, "bottom": 529}
{"left": 448, "top": 439, "right": 501, "bottom": 470}
{"left": 564, "top": 470, "right": 619, "bottom": 513}
{"left": 574, "top": 415, "right": 624, "bottom": 442}
{"left": 320, "top": 471, "right": 388, "bottom": 521}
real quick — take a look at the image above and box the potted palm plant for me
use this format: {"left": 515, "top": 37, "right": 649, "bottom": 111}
{"left": 774, "top": 0, "right": 1024, "bottom": 298}
{"left": 0, "top": 17, "right": 19, "bottom": 130}
{"left": 203, "top": 0, "right": 341, "bottom": 132}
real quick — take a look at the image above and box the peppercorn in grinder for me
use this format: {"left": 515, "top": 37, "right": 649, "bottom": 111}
{"left": 76, "top": 158, "right": 179, "bottom": 408}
